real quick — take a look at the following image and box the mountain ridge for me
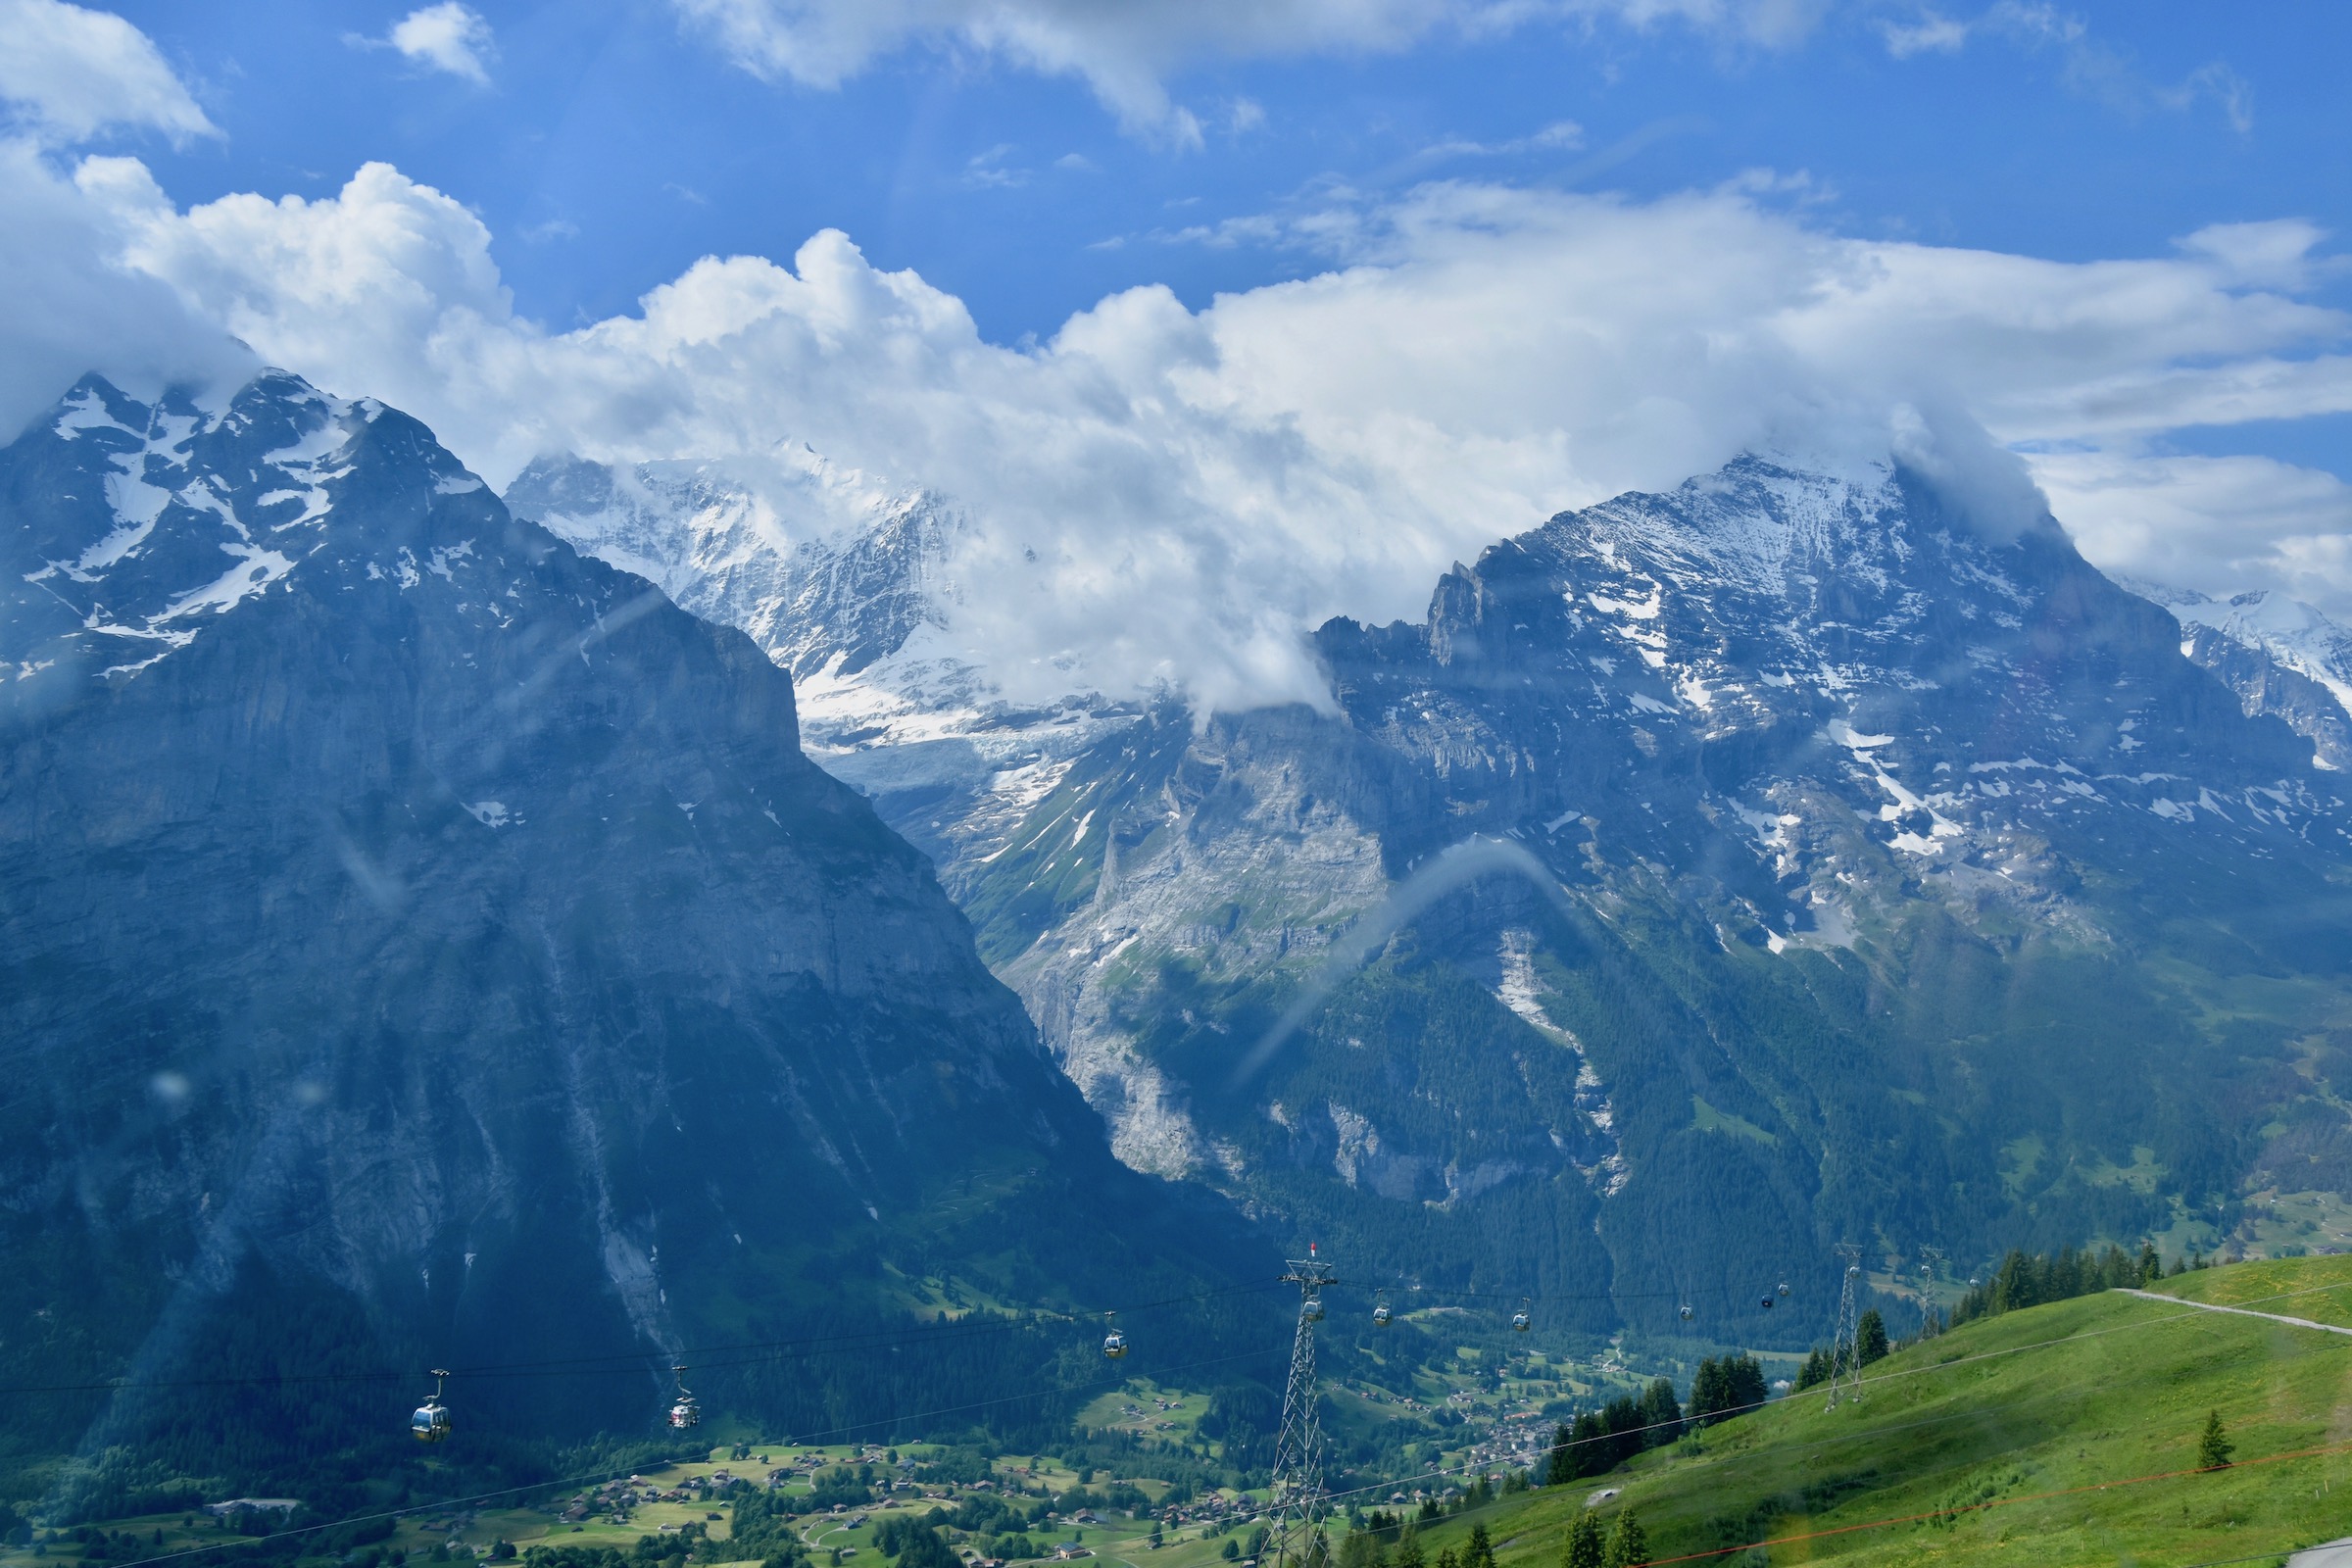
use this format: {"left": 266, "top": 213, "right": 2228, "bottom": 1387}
{"left": 502, "top": 446, "right": 2352, "bottom": 1349}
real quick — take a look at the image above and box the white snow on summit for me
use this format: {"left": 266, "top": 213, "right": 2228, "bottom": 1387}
{"left": 2124, "top": 579, "right": 2352, "bottom": 769}
{"left": 504, "top": 453, "right": 1138, "bottom": 867}
{"left": 2152, "top": 586, "right": 2352, "bottom": 718}
{"left": 17, "top": 381, "right": 361, "bottom": 678}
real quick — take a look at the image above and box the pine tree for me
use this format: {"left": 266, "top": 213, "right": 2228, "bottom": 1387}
{"left": 1390, "top": 1532, "right": 1422, "bottom": 1568}
{"left": 1434, "top": 1547, "right": 1458, "bottom": 1568}
{"left": 1462, "top": 1523, "right": 1494, "bottom": 1568}
{"left": 1688, "top": 1359, "right": 1727, "bottom": 1425}
{"left": 1721, "top": 1354, "right": 1769, "bottom": 1415}
{"left": 1793, "top": 1347, "right": 1830, "bottom": 1391}
{"left": 1639, "top": 1378, "right": 1682, "bottom": 1447}
{"left": 1599, "top": 1395, "right": 1646, "bottom": 1468}
{"left": 1557, "top": 1411, "right": 1607, "bottom": 1479}
{"left": 2198, "top": 1410, "right": 2234, "bottom": 1470}
{"left": 2137, "top": 1242, "right": 2162, "bottom": 1284}
{"left": 1599, "top": 1511, "right": 1646, "bottom": 1568}
{"left": 1856, "top": 1308, "right": 1889, "bottom": 1366}
{"left": 1562, "top": 1512, "right": 1604, "bottom": 1568}
{"left": 1544, "top": 1424, "right": 1576, "bottom": 1486}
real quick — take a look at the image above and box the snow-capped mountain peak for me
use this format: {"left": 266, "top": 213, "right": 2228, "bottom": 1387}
{"left": 504, "top": 450, "right": 953, "bottom": 680}
{"left": 8, "top": 374, "right": 363, "bottom": 679}
{"left": 3, "top": 370, "right": 515, "bottom": 697}
{"left": 504, "top": 452, "right": 1138, "bottom": 873}
{"left": 2122, "top": 578, "right": 2352, "bottom": 769}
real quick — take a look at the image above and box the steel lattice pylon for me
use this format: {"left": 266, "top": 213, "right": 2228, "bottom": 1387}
{"left": 1825, "top": 1243, "right": 1865, "bottom": 1411}
{"left": 1917, "top": 1246, "right": 1947, "bottom": 1339}
{"left": 1267, "top": 1248, "right": 1338, "bottom": 1568}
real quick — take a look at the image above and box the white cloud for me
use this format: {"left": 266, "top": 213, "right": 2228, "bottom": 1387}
{"left": 0, "top": 0, "right": 217, "bottom": 147}
{"left": 1878, "top": 4, "right": 2253, "bottom": 133}
{"left": 33, "top": 157, "right": 2352, "bottom": 710}
{"left": 669, "top": 0, "right": 1825, "bottom": 144}
{"left": 962, "top": 144, "right": 1028, "bottom": 189}
{"left": 2033, "top": 449, "right": 2352, "bottom": 612}
{"left": 0, "top": 5, "right": 240, "bottom": 434}
{"left": 1878, "top": 9, "right": 1968, "bottom": 57}
{"left": 1412, "top": 119, "right": 1586, "bottom": 168}
{"left": 0, "top": 143, "right": 251, "bottom": 439}
{"left": 369, "top": 3, "right": 497, "bottom": 85}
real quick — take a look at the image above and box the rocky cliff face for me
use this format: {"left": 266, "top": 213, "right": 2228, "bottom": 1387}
{"left": 529, "top": 449, "right": 2352, "bottom": 1344}
{"left": 0, "top": 375, "right": 1248, "bottom": 1494}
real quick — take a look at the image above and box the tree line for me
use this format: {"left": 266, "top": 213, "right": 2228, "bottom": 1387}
{"left": 1544, "top": 1355, "right": 1771, "bottom": 1483}
{"left": 1950, "top": 1244, "right": 2184, "bottom": 1326}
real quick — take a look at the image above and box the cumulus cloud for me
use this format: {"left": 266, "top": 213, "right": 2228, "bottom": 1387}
{"left": 670, "top": 0, "right": 1825, "bottom": 144}
{"left": 0, "top": 4, "right": 245, "bottom": 436}
{"left": 0, "top": 0, "right": 217, "bottom": 146}
{"left": 0, "top": 144, "right": 252, "bottom": 440}
{"left": 49, "top": 157, "right": 2348, "bottom": 711}
{"left": 362, "top": 3, "right": 497, "bottom": 85}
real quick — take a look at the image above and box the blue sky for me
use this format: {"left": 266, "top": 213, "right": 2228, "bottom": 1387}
{"left": 6, "top": 0, "right": 2351, "bottom": 705}
{"left": 107, "top": 2, "right": 2348, "bottom": 347}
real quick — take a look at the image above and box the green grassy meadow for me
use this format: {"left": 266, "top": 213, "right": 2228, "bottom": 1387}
{"left": 1389, "top": 1254, "right": 2352, "bottom": 1567}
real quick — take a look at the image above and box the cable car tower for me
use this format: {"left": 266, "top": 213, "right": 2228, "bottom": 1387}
{"left": 1917, "top": 1246, "right": 1947, "bottom": 1338}
{"left": 1267, "top": 1245, "right": 1339, "bottom": 1568}
{"left": 1824, "top": 1243, "right": 1866, "bottom": 1411}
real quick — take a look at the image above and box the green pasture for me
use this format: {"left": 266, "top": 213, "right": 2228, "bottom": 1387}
{"left": 1385, "top": 1252, "right": 2352, "bottom": 1567}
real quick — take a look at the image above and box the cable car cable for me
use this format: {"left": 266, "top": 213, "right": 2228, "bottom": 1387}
{"left": 8, "top": 1254, "right": 2139, "bottom": 1399}
{"left": 0, "top": 1278, "right": 1294, "bottom": 1396}
{"left": 1323, "top": 1280, "right": 1811, "bottom": 1305}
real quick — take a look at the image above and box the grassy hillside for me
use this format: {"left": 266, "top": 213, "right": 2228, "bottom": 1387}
{"left": 1396, "top": 1253, "right": 2352, "bottom": 1567}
